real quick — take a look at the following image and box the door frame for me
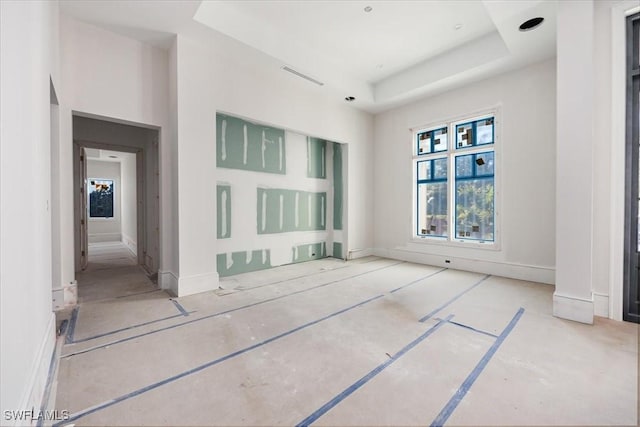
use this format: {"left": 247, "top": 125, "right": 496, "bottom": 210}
{"left": 73, "top": 140, "right": 147, "bottom": 270}
{"left": 72, "top": 111, "right": 162, "bottom": 278}
{"left": 623, "top": 12, "right": 640, "bottom": 323}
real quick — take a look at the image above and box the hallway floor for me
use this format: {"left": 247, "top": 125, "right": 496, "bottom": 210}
{"left": 53, "top": 256, "right": 638, "bottom": 426}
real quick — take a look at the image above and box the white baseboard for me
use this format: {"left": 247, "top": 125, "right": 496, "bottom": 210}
{"left": 374, "top": 247, "right": 555, "bottom": 284}
{"left": 553, "top": 292, "right": 594, "bottom": 324}
{"left": 177, "top": 271, "right": 219, "bottom": 297}
{"left": 52, "top": 288, "right": 64, "bottom": 311}
{"left": 158, "top": 270, "right": 179, "bottom": 296}
{"left": 121, "top": 234, "right": 137, "bottom": 256}
{"left": 14, "top": 313, "right": 56, "bottom": 427}
{"left": 592, "top": 292, "right": 609, "bottom": 318}
{"left": 346, "top": 248, "right": 374, "bottom": 260}
{"left": 63, "top": 281, "right": 77, "bottom": 308}
{"left": 88, "top": 232, "right": 121, "bottom": 243}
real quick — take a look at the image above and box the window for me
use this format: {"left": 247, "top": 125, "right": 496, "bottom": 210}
{"left": 88, "top": 179, "right": 114, "bottom": 218}
{"left": 414, "top": 114, "right": 496, "bottom": 244}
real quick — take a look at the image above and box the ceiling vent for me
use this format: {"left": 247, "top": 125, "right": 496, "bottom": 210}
{"left": 282, "top": 66, "right": 324, "bottom": 86}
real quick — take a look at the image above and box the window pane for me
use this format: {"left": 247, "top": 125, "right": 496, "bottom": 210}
{"left": 418, "top": 131, "right": 431, "bottom": 154}
{"left": 418, "top": 182, "right": 448, "bottom": 236}
{"left": 433, "top": 128, "right": 448, "bottom": 152}
{"left": 433, "top": 158, "right": 447, "bottom": 180}
{"left": 89, "top": 179, "right": 114, "bottom": 218}
{"left": 455, "top": 154, "right": 474, "bottom": 178}
{"left": 456, "top": 178, "right": 494, "bottom": 241}
{"left": 475, "top": 152, "right": 494, "bottom": 176}
{"left": 417, "top": 160, "right": 431, "bottom": 180}
{"left": 456, "top": 123, "right": 473, "bottom": 148}
{"left": 476, "top": 118, "right": 494, "bottom": 145}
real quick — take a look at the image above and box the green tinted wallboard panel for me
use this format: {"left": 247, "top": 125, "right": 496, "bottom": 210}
{"left": 333, "top": 242, "right": 343, "bottom": 259}
{"left": 216, "top": 185, "right": 231, "bottom": 239}
{"left": 257, "top": 188, "right": 326, "bottom": 234}
{"left": 333, "top": 143, "right": 343, "bottom": 230}
{"left": 292, "top": 242, "right": 327, "bottom": 263}
{"left": 217, "top": 250, "right": 271, "bottom": 277}
{"left": 307, "top": 137, "right": 326, "bottom": 178}
{"left": 216, "top": 113, "right": 286, "bottom": 174}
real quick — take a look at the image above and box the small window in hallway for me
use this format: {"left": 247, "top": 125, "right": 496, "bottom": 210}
{"left": 88, "top": 179, "right": 114, "bottom": 218}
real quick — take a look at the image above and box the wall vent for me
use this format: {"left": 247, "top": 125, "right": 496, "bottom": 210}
{"left": 282, "top": 66, "right": 324, "bottom": 86}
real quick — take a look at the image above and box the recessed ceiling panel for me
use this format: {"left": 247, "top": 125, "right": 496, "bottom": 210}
{"left": 194, "top": 0, "right": 498, "bottom": 84}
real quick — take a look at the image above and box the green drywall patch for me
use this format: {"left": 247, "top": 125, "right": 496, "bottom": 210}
{"left": 216, "top": 184, "right": 231, "bottom": 239}
{"left": 307, "top": 137, "right": 326, "bottom": 179}
{"left": 217, "top": 250, "right": 271, "bottom": 277}
{"left": 333, "top": 242, "right": 343, "bottom": 259}
{"left": 333, "top": 143, "right": 343, "bottom": 230}
{"left": 257, "top": 188, "right": 326, "bottom": 234}
{"left": 292, "top": 242, "right": 327, "bottom": 263}
{"left": 216, "top": 113, "right": 286, "bottom": 174}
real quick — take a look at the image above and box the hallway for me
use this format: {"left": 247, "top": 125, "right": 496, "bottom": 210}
{"left": 77, "top": 242, "right": 156, "bottom": 303}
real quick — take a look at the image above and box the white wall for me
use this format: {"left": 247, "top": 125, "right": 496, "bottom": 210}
{"left": 168, "top": 32, "right": 373, "bottom": 295}
{"left": 216, "top": 126, "right": 338, "bottom": 271}
{"left": 554, "top": 0, "right": 595, "bottom": 324}
{"left": 554, "top": 0, "right": 638, "bottom": 322}
{"left": 1, "top": 0, "right": 59, "bottom": 423}
{"left": 59, "top": 15, "right": 174, "bottom": 293}
{"left": 373, "top": 59, "right": 557, "bottom": 284}
{"left": 87, "top": 160, "right": 121, "bottom": 243}
{"left": 120, "top": 152, "right": 137, "bottom": 254}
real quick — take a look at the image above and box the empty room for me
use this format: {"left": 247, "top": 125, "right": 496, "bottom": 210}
{"left": 1, "top": 0, "right": 638, "bottom": 426}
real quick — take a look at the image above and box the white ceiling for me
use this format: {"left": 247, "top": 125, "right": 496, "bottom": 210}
{"left": 86, "top": 148, "right": 134, "bottom": 163}
{"left": 60, "top": 0, "right": 557, "bottom": 113}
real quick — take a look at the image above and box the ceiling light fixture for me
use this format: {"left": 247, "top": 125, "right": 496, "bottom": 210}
{"left": 345, "top": 96, "right": 356, "bottom": 102}
{"left": 454, "top": 23, "right": 463, "bottom": 30}
{"left": 364, "top": 6, "right": 372, "bottom": 12}
{"left": 519, "top": 17, "right": 544, "bottom": 32}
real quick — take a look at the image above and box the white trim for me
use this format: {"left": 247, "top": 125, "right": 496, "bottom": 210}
{"left": 593, "top": 291, "right": 610, "bottom": 318}
{"left": 609, "top": 1, "right": 638, "bottom": 321}
{"left": 553, "top": 292, "right": 594, "bottom": 325}
{"left": 158, "top": 270, "right": 179, "bottom": 296}
{"left": 14, "top": 313, "right": 56, "bottom": 427}
{"left": 63, "top": 280, "right": 77, "bottom": 308}
{"left": 346, "top": 248, "right": 374, "bottom": 260}
{"left": 374, "top": 247, "right": 555, "bottom": 284}
{"left": 177, "top": 271, "right": 219, "bottom": 297}
{"left": 121, "top": 233, "right": 137, "bottom": 255}
{"left": 88, "top": 232, "right": 122, "bottom": 243}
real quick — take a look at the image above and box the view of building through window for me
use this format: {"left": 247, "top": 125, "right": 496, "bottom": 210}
{"left": 415, "top": 115, "right": 496, "bottom": 243}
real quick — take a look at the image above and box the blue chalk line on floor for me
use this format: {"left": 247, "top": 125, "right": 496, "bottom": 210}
{"left": 430, "top": 307, "right": 525, "bottom": 427}
{"left": 296, "top": 314, "right": 454, "bottom": 427}
{"left": 419, "top": 274, "right": 491, "bottom": 322}
{"left": 62, "top": 261, "right": 407, "bottom": 357}
{"left": 54, "top": 294, "right": 386, "bottom": 426}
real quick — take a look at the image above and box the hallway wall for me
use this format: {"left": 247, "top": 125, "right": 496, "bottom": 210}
{"left": 0, "top": 0, "right": 60, "bottom": 422}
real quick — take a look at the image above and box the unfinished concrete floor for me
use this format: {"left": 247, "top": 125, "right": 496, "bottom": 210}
{"left": 53, "top": 255, "right": 638, "bottom": 426}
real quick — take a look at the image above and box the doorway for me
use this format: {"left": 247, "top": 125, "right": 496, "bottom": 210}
{"left": 624, "top": 12, "right": 639, "bottom": 323}
{"left": 72, "top": 114, "right": 160, "bottom": 300}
